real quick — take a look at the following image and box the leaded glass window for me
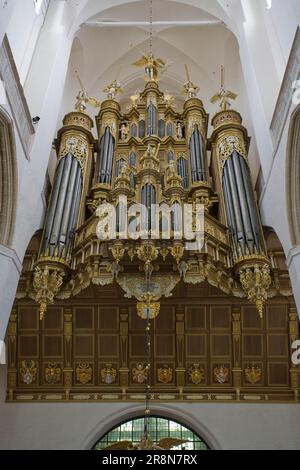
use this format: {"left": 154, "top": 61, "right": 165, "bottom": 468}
{"left": 93, "top": 416, "right": 209, "bottom": 450}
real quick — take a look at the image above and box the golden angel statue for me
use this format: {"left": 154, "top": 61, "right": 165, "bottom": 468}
{"left": 182, "top": 65, "right": 199, "bottom": 99}
{"left": 210, "top": 66, "right": 237, "bottom": 110}
{"left": 74, "top": 70, "right": 101, "bottom": 112}
{"left": 133, "top": 53, "right": 166, "bottom": 81}
{"left": 103, "top": 79, "right": 123, "bottom": 100}
{"left": 102, "top": 433, "right": 189, "bottom": 451}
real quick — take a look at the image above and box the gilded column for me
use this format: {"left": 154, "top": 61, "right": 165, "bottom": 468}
{"left": 119, "top": 308, "right": 129, "bottom": 389}
{"left": 7, "top": 308, "right": 17, "bottom": 401}
{"left": 175, "top": 309, "right": 185, "bottom": 390}
{"left": 289, "top": 307, "right": 299, "bottom": 399}
{"left": 63, "top": 309, "right": 73, "bottom": 400}
{"left": 232, "top": 308, "right": 242, "bottom": 398}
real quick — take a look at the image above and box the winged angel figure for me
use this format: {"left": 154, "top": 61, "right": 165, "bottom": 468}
{"left": 133, "top": 53, "right": 166, "bottom": 81}
{"left": 102, "top": 434, "right": 189, "bottom": 450}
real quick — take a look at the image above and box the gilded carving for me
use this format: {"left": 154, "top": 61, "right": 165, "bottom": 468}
{"left": 132, "top": 363, "right": 148, "bottom": 384}
{"left": 244, "top": 364, "right": 262, "bottom": 385}
{"left": 157, "top": 365, "right": 173, "bottom": 384}
{"left": 101, "top": 364, "right": 117, "bottom": 384}
{"left": 33, "top": 266, "right": 64, "bottom": 320}
{"left": 58, "top": 134, "right": 88, "bottom": 169}
{"left": 239, "top": 264, "right": 272, "bottom": 318}
{"left": 19, "top": 360, "right": 37, "bottom": 385}
{"left": 76, "top": 362, "right": 92, "bottom": 384}
{"left": 188, "top": 364, "right": 205, "bottom": 385}
{"left": 45, "top": 363, "right": 62, "bottom": 384}
{"left": 213, "top": 365, "right": 229, "bottom": 384}
{"left": 217, "top": 134, "right": 247, "bottom": 168}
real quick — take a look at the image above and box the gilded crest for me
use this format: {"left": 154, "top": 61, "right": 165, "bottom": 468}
{"left": 101, "top": 364, "right": 117, "bottom": 384}
{"left": 244, "top": 364, "right": 262, "bottom": 385}
{"left": 213, "top": 365, "right": 229, "bottom": 384}
{"left": 76, "top": 362, "right": 92, "bottom": 384}
{"left": 157, "top": 365, "right": 173, "bottom": 384}
{"left": 45, "top": 363, "right": 61, "bottom": 384}
{"left": 188, "top": 364, "right": 205, "bottom": 385}
{"left": 132, "top": 363, "right": 148, "bottom": 384}
{"left": 20, "top": 360, "right": 37, "bottom": 385}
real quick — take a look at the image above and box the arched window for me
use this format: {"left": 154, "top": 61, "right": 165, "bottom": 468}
{"left": 166, "top": 121, "right": 173, "bottom": 137}
{"left": 177, "top": 156, "right": 189, "bottom": 189}
{"left": 131, "top": 123, "right": 137, "bottom": 137}
{"left": 0, "top": 107, "right": 16, "bottom": 246}
{"left": 287, "top": 105, "right": 300, "bottom": 245}
{"left": 129, "top": 152, "right": 137, "bottom": 168}
{"left": 139, "top": 120, "right": 145, "bottom": 139}
{"left": 92, "top": 416, "right": 209, "bottom": 450}
{"left": 158, "top": 119, "right": 165, "bottom": 138}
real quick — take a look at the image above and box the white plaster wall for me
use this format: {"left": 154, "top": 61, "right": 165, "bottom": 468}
{"left": 0, "top": 368, "right": 299, "bottom": 450}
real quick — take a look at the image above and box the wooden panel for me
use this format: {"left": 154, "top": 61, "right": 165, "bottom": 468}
{"left": 98, "top": 335, "right": 119, "bottom": 357}
{"left": 268, "top": 363, "right": 289, "bottom": 385}
{"left": 19, "top": 335, "right": 38, "bottom": 357}
{"left": 268, "top": 335, "right": 288, "bottom": 357}
{"left": 185, "top": 307, "right": 206, "bottom": 330}
{"left": 242, "top": 306, "right": 263, "bottom": 330}
{"left": 155, "top": 335, "right": 174, "bottom": 357}
{"left": 18, "top": 307, "right": 38, "bottom": 330}
{"left": 211, "top": 335, "right": 230, "bottom": 357}
{"left": 74, "top": 335, "right": 94, "bottom": 357}
{"left": 243, "top": 335, "right": 263, "bottom": 357}
{"left": 155, "top": 306, "right": 174, "bottom": 331}
{"left": 98, "top": 307, "right": 119, "bottom": 330}
{"left": 130, "top": 335, "right": 147, "bottom": 357}
{"left": 43, "top": 307, "right": 62, "bottom": 330}
{"left": 210, "top": 307, "right": 230, "bottom": 329}
{"left": 75, "top": 307, "right": 94, "bottom": 329}
{"left": 43, "top": 335, "right": 63, "bottom": 357}
{"left": 267, "top": 306, "right": 288, "bottom": 330}
{"left": 186, "top": 335, "right": 206, "bottom": 357}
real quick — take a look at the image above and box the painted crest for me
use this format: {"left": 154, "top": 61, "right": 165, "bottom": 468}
{"left": 76, "top": 362, "right": 92, "bottom": 384}
{"left": 244, "top": 364, "right": 262, "bottom": 385}
{"left": 45, "top": 363, "right": 61, "bottom": 384}
{"left": 101, "top": 364, "right": 117, "bottom": 384}
{"left": 213, "top": 365, "right": 229, "bottom": 384}
{"left": 132, "top": 363, "right": 148, "bottom": 384}
{"left": 188, "top": 364, "right": 205, "bottom": 385}
{"left": 20, "top": 360, "right": 37, "bottom": 385}
{"left": 157, "top": 365, "right": 173, "bottom": 384}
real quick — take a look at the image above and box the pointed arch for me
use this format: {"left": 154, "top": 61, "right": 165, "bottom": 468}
{"left": 0, "top": 106, "right": 17, "bottom": 247}
{"left": 287, "top": 105, "right": 300, "bottom": 245}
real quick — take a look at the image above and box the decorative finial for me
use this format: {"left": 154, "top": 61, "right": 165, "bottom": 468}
{"left": 74, "top": 70, "right": 100, "bottom": 112}
{"left": 210, "top": 66, "right": 237, "bottom": 111}
{"left": 182, "top": 64, "right": 200, "bottom": 99}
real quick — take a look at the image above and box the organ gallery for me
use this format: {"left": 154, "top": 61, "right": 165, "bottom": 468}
{"left": 7, "top": 55, "right": 299, "bottom": 404}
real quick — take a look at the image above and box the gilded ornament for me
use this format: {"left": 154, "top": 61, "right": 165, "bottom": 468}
{"left": 157, "top": 365, "right": 173, "bottom": 384}
{"left": 188, "top": 364, "right": 205, "bottom": 385}
{"left": 19, "top": 360, "right": 37, "bottom": 385}
{"left": 170, "top": 244, "right": 184, "bottom": 264}
{"left": 239, "top": 264, "right": 272, "bottom": 318}
{"left": 33, "top": 266, "right": 64, "bottom": 320}
{"left": 137, "top": 298, "right": 160, "bottom": 319}
{"left": 132, "top": 363, "right": 148, "bottom": 384}
{"left": 244, "top": 364, "right": 262, "bottom": 385}
{"left": 45, "top": 363, "right": 61, "bottom": 384}
{"left": 76, "top": 362, "right": 92, "bottom": 385}
{"left": 213, "top": 365, "right": 229, "bottom": 384}
{"left": 101, "top": 364, "right": 117, "bottom": 384}
{"left": 217, "top": 134, "right": 247, "bottom": 168}
{"left": 58, "top": 134, "right": 88, "bottom": 169}
{"left": 111, "top": 245, "right": 126, "bottom": 263}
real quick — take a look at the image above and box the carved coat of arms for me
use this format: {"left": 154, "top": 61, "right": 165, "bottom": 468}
{"left": 157, "top": 365, "right": 173, "bottom": 384}
{"left": 213, "top": 365, "right": 229, "bottom": 384}
{"left": 101, "top": 364, "right": 117, "bottom": 384}
{"left": 45, "top": 363, "right": 61, "bottom": 384}
{"left": 244, "top": 364, "right": 262, "bottom": 385}
{"left": 76, "top": 362, "right": 92, "bottom": 384}
{"left": 188, "top": 364, "right": 205, "bottom": 385}
{"left": 132, "top": 363, "right": 148, "bottom": 384}
{"left": 20, "top": 360, "right": 37, "bottom": 385}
